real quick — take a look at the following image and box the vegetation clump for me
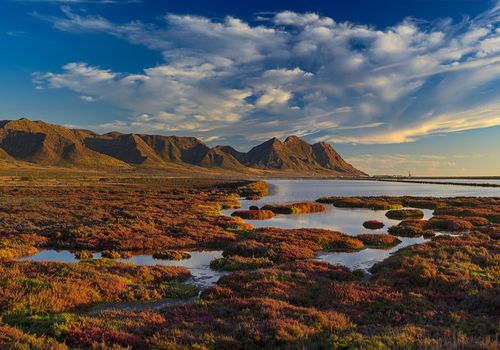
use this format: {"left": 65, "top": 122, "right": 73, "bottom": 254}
{"left": 231, "top": 209, "right": 275, "bottom": 220}
{"left": 101, "top": 250, "right": 122, "bottom": 259}
{"left": 386, "top": 208, "right": 424, "bottom": 220}
{"left": 210, "top": 256, "right": 274, "bottom": 271}
{"left": 0, "top": 181, "right": 498, "bottom": 349}
{"left": 318, "top": 196, "right": 403, "bottom": 210}
{"left": 433, "top": 206, "right": 499, "bottom": 223}
{"left": 0, "top": 260, "right": 192, "bottom": 316}
{"left": 362, "top": 220, "right": 385, "bottom": 230}
{"left": 0, "top": 178, "right": 265, "bottom": 252}
{"left": 465, "top": 216, "right": 490, "bottom": 226}
{"left": 357, "top": 234, "right": 401, "bottom": 247}
{"left": 0, "top": 235, "right": 46, "bottom": 261}
{"left": 237, "top": 181, "right": 269, "bottom": 199}
{"left": 425, "top": 216, "right": 474, "bottom": 232}
{"left": 74, "top": 251, "right": 93, "bottom": 260}
{"left": 261, "top": 202, "right": 326, "bottom": 214}
{"left": 152, "top": 250, "right": 191, "bottom": 260}
{"left": 388, "top": 219, "right": 432, "bottom": 237}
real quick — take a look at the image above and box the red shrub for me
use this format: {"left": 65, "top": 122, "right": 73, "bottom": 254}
{"left": 363, "top": 220, "right": 385, "bottom": 230}
{"left": 357, "top": 234, "right": 401, "bottom": 247}
{"left": 425, "top": 216, "right": 474, "bottom": 231}
{"left": 65, "top": 327, "right": 145, "bottom": 349}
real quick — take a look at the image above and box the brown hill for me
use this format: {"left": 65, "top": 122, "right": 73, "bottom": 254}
{"left": 311, "top": 141, "right": 362, "bottom": 174}
{"left": 199, "top": 147, "right": 247, "bottom": 169}
{"left": 84, "top": 133, "right": 165, "bottom": 167}
{"left": 139, "top": 135, "right": 208, "bottom": 164}
{"left": 240, "top": 135, "right": 366, "bottom": 175}
{"left": 0, "top": 147, "right": 14, "bottom": 168}
{"left": 139, "top": 135, "right": 245, "bottom": 169}
{"left": 0, "top": 119, "right": 128, "bottom": 168}
{"left": 0, "top": 147, "right": 12, "bottom": 161}
{"left": 0, "top": 118, "right": 366, "bottom": 176}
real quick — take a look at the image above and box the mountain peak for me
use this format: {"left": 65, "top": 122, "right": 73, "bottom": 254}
{"left": 0, "top": 118, "right": 366, "bottom": 176}
{"left": 284, "top": 135, "right": 301, "bottom": 143}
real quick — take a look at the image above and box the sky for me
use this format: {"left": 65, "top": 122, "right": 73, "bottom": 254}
{"left": 0, "top": 0, "right": 499, "bottom": 176}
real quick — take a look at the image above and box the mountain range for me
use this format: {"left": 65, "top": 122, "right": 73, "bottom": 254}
{"left": 0, "top": 118, "right": 366, "bottom": 176}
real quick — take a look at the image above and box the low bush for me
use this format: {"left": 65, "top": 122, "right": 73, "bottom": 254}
{"left": 386, "top": 209, "right": 424, "bottom": 220}
{"left": 388, "top": 219, "right": 431, "bottom": 237}
{"left": 74, "top": 251, "right": 93, "bottom": 260}
{"left": 357, "top": 234, "right": 401, "bottom": 247}
{"left": 465, "top": 216, "right": 490, "bottom": 226}
{"left": 363, "top": 220, "right": 385, "bottom": 230}
{"left": 237, "top": 181, "right": 269, "bottom": 199}
{"left": 101, "top": 250, "right": 122, "bottom": 259}
{"left": 249, "top": 227, "right": 364, "bottom": 252}
{"left": 210, "top": 256, "right": 274, "bottom": 271}
{"left": 231, "top": 210, "right": 275, "bottom": 220}
{"left": 261, "top": 202, "right": 326, "bottom": 215}
{"left": 425, "top": 216, "right": 474, "bottom": 232}
{"left": 266, "top": 242, "right": 316, "bottom": 262}
{"left": 318, "top": 197, "right": 403, "bottom": 210}
{"left": 223, "top": 240, "right": 268, "bottom": 258}
{"left": 152, "top": 250, "right": 191, "bottom": 260}
{"left": 0, "top": 260, "right": 192, "bottom": 316}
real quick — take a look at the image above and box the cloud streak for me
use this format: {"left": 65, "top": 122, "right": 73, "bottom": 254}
{"left": 33, "top": 3, "right": 500, "bottom": 146}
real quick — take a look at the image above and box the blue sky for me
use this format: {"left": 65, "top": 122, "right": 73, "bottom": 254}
{"left": 0, "top": 0, "right": 499, "bottom": 175}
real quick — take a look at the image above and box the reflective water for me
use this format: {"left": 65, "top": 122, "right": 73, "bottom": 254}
{"left": 315, "top": 236, "right": 428, "bottom": 271}
{"left": 125, "top": 251, "right": 227, "bottom": 289}
{"left": 252, "top": 179, "right": 500, "bottom": 205}
{"left": 227, "top": 206, "right": 433, "bottom": 233}
{"left": 19, "top": 250, "right": 225, "bottom": 289}
{"left": 222, "top": 179, "right": 497, "bottom": 232}
{"left": 19, "top": 179, "right": 494, "bottom": 311}
{"left": 220, "top": 179, "right": 491, "bottom": 272}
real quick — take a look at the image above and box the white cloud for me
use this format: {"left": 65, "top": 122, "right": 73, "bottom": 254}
{"left": 33, "top": 3, "right": 500, "bottom": 146}
{"left": 79, "top": 95, "right": 96, "bottom": 102}
{"left": 256, "top": 88, "right": 292, "bottom": 107}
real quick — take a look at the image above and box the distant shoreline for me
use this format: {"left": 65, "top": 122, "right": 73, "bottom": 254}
{"left": 365, "top": 178, "right": 500, "bottom": 188}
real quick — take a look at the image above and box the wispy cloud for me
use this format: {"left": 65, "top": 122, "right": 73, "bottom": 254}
{"left": 33, "top": 3, "right": 500, "bottom": 146}
{"left": 348, "top": 152, "right": 494, "bottom": 176}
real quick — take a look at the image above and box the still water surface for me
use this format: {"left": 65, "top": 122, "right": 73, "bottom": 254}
{"left": 19, "top": 250, "right": 225, "bottom": 289}
{"left": 19, "top": 179, "right": 495, "bottom": 309}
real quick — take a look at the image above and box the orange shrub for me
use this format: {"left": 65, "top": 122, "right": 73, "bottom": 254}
{"left": 231, "top": 210, "right": 275, "bottom": 220}
{"left": 262, "top": 202, "right": 326, "bottom": 214}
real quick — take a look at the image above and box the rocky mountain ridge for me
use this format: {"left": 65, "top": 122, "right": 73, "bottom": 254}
{"left": 0, "top": 118, "right": 366, "bottom": 176}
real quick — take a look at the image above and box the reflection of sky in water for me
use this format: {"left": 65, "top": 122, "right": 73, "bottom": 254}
{"left": 19, "top": 250, "right": 225, "bottom": 289}
{"left": 224, "top": 206, "right": 433, "bottom": 234}
{"left": 19, "top": 250, "right": 102, "bottom": 263}
{"left": 125, "top": 251, "right": 226, "bottom": 289}
{"left": 315, "top": 236, "right": 428, "bottom": 271}
{"left": 219, "top": 179, "right": 491, "bottom": 271}
{"left": 255, "top": 179, "right": 499, "bottom": 204}
{"left": 222, "top": 179, "right": 497, "bottom": 233}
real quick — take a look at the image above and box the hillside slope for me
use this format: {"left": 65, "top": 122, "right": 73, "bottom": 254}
{"left": 0, "top": 119, "right": 129, "bottom": 168}
{"left": 0, "top": 118, "right": 366, "bottom": 176}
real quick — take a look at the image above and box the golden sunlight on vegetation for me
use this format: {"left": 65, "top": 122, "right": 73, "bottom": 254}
{"left": 0, "top": 176, "right": 498, "bottom": 349}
